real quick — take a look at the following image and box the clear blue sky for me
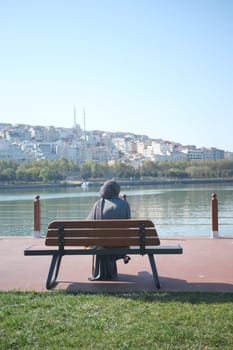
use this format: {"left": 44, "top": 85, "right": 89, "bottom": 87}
{"left": 1, "top": 0, "right": 233, "bottom": 151}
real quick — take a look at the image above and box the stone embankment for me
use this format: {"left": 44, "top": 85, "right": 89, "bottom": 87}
{"left": 1, "top": 178, "right": 233, "bottom": 189}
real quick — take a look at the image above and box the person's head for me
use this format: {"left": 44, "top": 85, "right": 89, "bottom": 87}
{"left": 100, "top": 180, "right": 120, "bottom": 199}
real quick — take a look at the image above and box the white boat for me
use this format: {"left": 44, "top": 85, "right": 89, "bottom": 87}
{"left": 81, "top": 181, "right": 89, "bottom": 190}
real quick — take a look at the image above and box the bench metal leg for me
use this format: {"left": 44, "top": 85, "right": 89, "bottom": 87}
{"left": 46, "top": 255, "right": 62, "bottom": 289}
{"left": 148, "top": 254, "right": 161, "bottom": 289}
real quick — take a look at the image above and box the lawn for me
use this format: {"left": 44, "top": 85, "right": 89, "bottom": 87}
{"left": 0, "top": 291, "right": 233, "bottom": 349}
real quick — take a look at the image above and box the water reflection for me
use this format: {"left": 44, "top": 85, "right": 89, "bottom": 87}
{"left": 0, "top": 183, "right": 232, "bottom": 237}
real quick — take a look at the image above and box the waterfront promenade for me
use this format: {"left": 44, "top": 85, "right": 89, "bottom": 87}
{"left": 0, "top": 236, "right": 232, "bottom": 292}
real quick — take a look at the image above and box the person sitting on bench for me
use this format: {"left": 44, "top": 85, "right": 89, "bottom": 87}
{"left": 87, "top": 179, "right": 131, "bottom": 280}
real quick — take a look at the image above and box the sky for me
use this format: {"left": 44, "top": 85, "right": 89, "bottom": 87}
{"left": 0, "top": 0, "right": 233, "bottom": 151}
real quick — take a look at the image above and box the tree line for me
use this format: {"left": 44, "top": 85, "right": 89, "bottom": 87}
{"left": 0, "top": 159, "right": 233, "bottom": 183}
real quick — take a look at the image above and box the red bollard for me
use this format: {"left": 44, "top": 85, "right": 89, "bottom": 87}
{"left": 211, "top": 193, "right": 219, "bottom": 238}
{"left": 34, "top": 195, "right": 41, "bottom": 238}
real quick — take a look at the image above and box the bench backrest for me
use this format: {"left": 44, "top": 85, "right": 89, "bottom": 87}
{"left": 45, "top": 219, "right": 160, "bottom": 247}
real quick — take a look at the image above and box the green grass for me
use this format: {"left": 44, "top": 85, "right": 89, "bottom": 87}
{"left": 0, "top": 291, "right": 233, "bottom": 349}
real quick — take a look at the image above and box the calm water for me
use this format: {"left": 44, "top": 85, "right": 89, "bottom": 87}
{"left": 0, "top": 183, "right": 233, "bottom": 237}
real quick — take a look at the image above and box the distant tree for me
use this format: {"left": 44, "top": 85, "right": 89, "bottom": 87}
{"left": 1, "top": 158, "right": 233, "bottom": 183}
{"left": 111, "top": 161, "right": 135, "bottom": 179}
{"left": 0, "top": 168, "right": 16, "bottom": 181}
{"left": 79, "top": 162, "right": 92, "bottom": 180}
{"left": 91, "top": 162, "right": 110, "bottom": 179}
{"left": 140, "top": 161, "right": 158, "bottom": 177}
{"left": 39, "top": 167, "right": 57, "bottom": 182}
{"left": 19, "top": 167, "right": 39, "bottom": 182}
{"left": 167, "top": 168, "right": 189, "bottom": 178}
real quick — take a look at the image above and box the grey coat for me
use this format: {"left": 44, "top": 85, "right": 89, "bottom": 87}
{"left": 87, "top": 186, "right": 131, "bottom": 280}
{"left": 87, "top": 197, "right": 131, "bottom": 220}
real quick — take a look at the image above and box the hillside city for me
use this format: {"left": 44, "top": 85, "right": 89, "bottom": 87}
{"left": 0, "top": 122, "right": 232, "bottom": 167}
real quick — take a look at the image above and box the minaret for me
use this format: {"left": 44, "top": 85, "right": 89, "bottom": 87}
{"left": 83, "top": 108, "right": 86, "bottom": 141}
{"left": 74, "top": 106, "right": 77, "bottom": 128}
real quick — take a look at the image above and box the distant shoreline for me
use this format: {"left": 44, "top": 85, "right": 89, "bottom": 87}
{"left": 1, "top": 178, "right": 233, "bottom": 190}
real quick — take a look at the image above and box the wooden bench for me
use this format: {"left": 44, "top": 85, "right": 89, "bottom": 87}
{"left": 24, "top": 219, "right": 183, "bottom": 290}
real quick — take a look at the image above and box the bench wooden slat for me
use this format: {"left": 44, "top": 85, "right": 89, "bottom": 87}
{"left": 48, "top": 219, "right": 155, "bottom": 229}
{"left": 46, "top": 227, "right": 158, "bottom": 238}
{"left": 45, "top": 237, "right": 160, "bottom": 247}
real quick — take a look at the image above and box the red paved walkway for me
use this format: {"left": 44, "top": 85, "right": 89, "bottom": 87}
{"left": 0, "top": 236, "right": 233, "bottom": 292}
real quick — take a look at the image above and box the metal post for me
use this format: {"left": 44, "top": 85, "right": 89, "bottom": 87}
{"left": 34, "top": 195, "right": 41, "bottom": 238}
{"left": 211, "top": 193, "right": 219, "bottom": 238}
